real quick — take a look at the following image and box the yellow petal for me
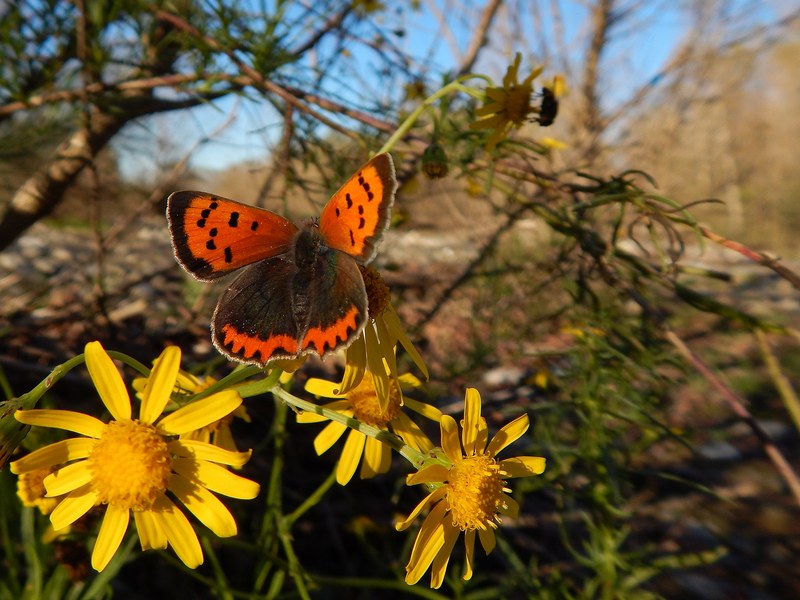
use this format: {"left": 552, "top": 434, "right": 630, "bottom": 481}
{"left": 305, "top": 378, "right": 345, "bottom": 398}
{"left": 503, "top": 53, "right": 522, "bottom": 87}
{"left": 174, "top": 370, "right": 204, "bottom": 394}
{"left": 10, "top": 438, "right": 95, "bottom": 474}
{"left": 169, "top": 473, "right": 237, "bottom": 537}
{"left": 339, "top": 336, "right": 367, "bottom": 394}
{"left": 463, "top": 529, "right": 476, "bottom": 581}
{"left": 158, "top": 390, "right": 241, "bottom": 435}
{"left": 364, "top": 326, "right": 390, "bottom": 412}
{"left": 150, "top": 495, "right": 203, "bottom": 568}
{"left": 471, "top": 114, "right": 507, "bottom": 129}
{"left": 404, "top": 500, "right": 448, "bottom": 585}
{"left": 313, "top": 420, "right": 349, "bottom": 455}
{"left": 499, "top": 493, "right": 519, "bottom": 519}
{"left": 475, "top": 417, "right": 489, "bottom": 456}
{"left": 429, "top": 516, "right": 460, "bottom": 589}
{"left": 43, "top": 461, "right": 93, "bottom": 496}
{"left": 395, "top": 487, "right": 446, "bottom": 531}
{"left": 169, "top": 440, "right": 251, "bottom": 468}
{"left": 501, "top": 455, "right": 546, "bottom": 477}
{"left": 403, "top": 397, "right": 442, "bottom": 422}
{"left": 85, "top": 341, "right": 130, "bottom": 421}
{"left": 392, "top": 412, "right": 435, "bottom": 453}
{"left": 91, "top": 504, "right": 129, "bottom": 571}
{"left": 486, "top": 414, "right": 529, "bottom": 456}
{"left": 439, "top": 416, "right": 462, "bottom": 464}
{"left": 372, "top": 371, "right": 390, "bottom": 415}
{"left": 383, "top": 305, "right": 428, "bottom": 379}
{"left": 336, "top": 430, "right": 365, "bottom": 485}
{"left": 50, "top": 484, "right": 99, "bottom": 531}
{"left": 397, "top": 372, "right": 423, "bottom": 388}
{"left": 14, "top": 409, "right": 105, "bottom": 438}
{"left": 475, "top": 100, "right": 506, "bottom": 116}
{"left": 461, "top": 388, "right": 482, "bottom": 455}
{"left": 360, "top": 436, "right": 390, "bottom": 479}
{"left": 172, "top": 458, "right": 260, "bottom": 499}
{"left": 134, "top": 509, "right": 167, "bottom": 550}
{"left": 521, "top": 65, "right": 544, "bottom": 86}
{"left": 213, "top": 424, "right": 238, "bottom": 453}
{"left": 140, "top": 346, "right": 181, "bottom": 424}
{"left": 406, "top": 464, "right": 450, "bottom": 486}
{"left": 478, "top": 526, "right": 496, "bottom": 554}
{"left": 485, "top": 87, "right": 508, "bottom": 101}
{"left": 374, "top": 317, "right": 398, "bottom": 379}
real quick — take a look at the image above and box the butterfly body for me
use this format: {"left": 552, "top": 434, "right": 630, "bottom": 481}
{"left": 167, "top": 154, "right": 396, "bottom": 366}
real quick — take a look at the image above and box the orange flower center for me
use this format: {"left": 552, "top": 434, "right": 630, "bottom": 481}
{"left": 87, "top": 420, "right": 172, "bottom": 511}
{"left": 445, "top": 454, "right": 506, "bottom": 530}
{"left": 347, "top": 373, "right": 401, "bottom": 427}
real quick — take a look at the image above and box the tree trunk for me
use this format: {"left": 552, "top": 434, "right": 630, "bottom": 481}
{"left": 0, "top": 110, "right": 125, "bottom": 250}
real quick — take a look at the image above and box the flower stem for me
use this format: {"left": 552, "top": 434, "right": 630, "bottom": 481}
{"left": 378, "top": 75, "right": 490, "bottom": 155}
{"left": 270, "top": 386, "right": 427, "bottom": 468}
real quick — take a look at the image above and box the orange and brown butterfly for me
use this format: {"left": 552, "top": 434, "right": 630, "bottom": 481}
{"left": 167, "top": 154, "right": 397, "bottom": 367}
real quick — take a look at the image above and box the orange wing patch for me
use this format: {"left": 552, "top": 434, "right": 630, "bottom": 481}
{"left": 300, "top": 304, "right": 363, "bottom": 356}
{"left": 168, "top": 191, "right": 298, "bottom": 281}
{"left": 215, "top": 323, "right": 300, "bottom": 365}
{"left": 319, "top": 153, "right": 396, "bottom": 263}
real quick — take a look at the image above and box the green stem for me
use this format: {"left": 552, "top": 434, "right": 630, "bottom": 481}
{"left": 270, "top": 386, "right": 427, "bottom": 468}
{"left": 16, "top": 354, "right": 87, "bottom": 409}
{"left": 106, "top": 351, "right": 150, "bottom": 377}
{"left": 202, "top": 535, "right": 234, "bottom": 600}
{"left": 190, "top": 365, "right": 271, "bottom": 401}
{"left": 269, "top": 397, "right": 311, "bottom": 600}
{"left": 285, "top": 470, "right": 336, "bottom": 526}
{"left": 378, "top": 75, "right": 489, "bottom": 155}
{"left": 755, "top": 329, "right": 800, "bottom": 432}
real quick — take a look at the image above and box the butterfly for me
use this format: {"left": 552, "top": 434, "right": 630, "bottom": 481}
{"left": 167, "top": 153, "right": 396, "bottom": 366}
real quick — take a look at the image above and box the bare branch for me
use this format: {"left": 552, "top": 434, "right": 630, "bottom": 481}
{"left": 456, "top": 0, "right": 504, "bottom": 76}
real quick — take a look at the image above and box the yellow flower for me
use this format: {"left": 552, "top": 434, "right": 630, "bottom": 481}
{"left": 539, "top": 136, "right": 568, "bottom": 151}
{"left": 133, "top": 368, "right": 251, "bottom": 453}
{"left": 471, "top": 53, "right": 543, "bottom": 150}
{"left": 340, "top": 266, "right": 428, "bottom": 412}
{"left": 17, "top": 466, "right": 60, "bottom": 515}
{"left": 10, "top": 342, "right": 260, "bottom": 572}
{"left": 396, "top": 388, "right": 546, "bottom": 588}
{"left": 299, "top": 371, "right": 441, "bottom": 485}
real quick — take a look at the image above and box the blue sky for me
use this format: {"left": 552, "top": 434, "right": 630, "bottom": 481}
{"left": 115, "top": 0, "right": 792, "bottom": 181}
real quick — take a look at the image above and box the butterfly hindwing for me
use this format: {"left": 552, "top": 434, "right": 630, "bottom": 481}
{"left": 211, "top": 257, "right": 301, "bottom": 364}
{"left": 319, "top": 153, "right": 396, "bottom": 263}
{"left": 297, "top": 248, "right": 368, "bottom": 357}
{"left": 211, "top": 239, "right": 368, "bottom": 365}
{"left": 167, "top": 191, "right": 299, "bottom": 281}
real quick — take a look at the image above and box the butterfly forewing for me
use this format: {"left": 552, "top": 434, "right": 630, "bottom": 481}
{"left": 319, "top": 153, "right": 396, "bottom": 263}
{"left": 167, "top": 191, "right": 299, "bottom": 281}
